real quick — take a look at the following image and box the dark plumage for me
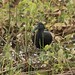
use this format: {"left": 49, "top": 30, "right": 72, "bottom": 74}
{"left": 32, "top": 22, "right": 52, "bottom": 48}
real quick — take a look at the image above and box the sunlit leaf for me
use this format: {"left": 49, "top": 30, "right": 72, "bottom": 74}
{"left": 44, "top": 45, "right": 51, "bottom": 51}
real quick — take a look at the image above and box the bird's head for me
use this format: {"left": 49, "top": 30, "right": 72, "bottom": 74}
{"left": 32, "top": 22, "right": 45, "bottom": 33}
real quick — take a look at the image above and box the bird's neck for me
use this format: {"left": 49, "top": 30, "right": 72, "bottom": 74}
{"left": 38, "top": 29, "right": 44, "bottom": 32}
{"left": 37, "top": 30, "right": 44, "bottom": 36}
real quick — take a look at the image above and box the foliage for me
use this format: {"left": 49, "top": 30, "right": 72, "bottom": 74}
{"left": 0, "top": 0, "right": 75, "bottom": 75}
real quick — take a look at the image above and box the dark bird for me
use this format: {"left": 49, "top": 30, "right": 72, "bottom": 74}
{"left": 32, "top": 22, "right": 52, "bottom": 48}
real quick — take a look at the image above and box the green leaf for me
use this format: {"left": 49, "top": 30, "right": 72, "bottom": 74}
{"left": 29, "top": 2, "right": 37, "bottom": 14}
{"left": 44, "top": 45, "right": 51, "bottom": 51}
{"left": 58, "top": 49, "right": 64, "bottom": 63}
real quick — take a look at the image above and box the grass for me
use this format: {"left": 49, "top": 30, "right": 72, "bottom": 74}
{"left": 0, "top": 0, "right": 75, "bottom": 75}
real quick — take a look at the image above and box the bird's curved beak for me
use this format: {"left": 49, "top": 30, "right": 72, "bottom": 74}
{"left": 32, "top": 25, "right": 38, "bottom": 33}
